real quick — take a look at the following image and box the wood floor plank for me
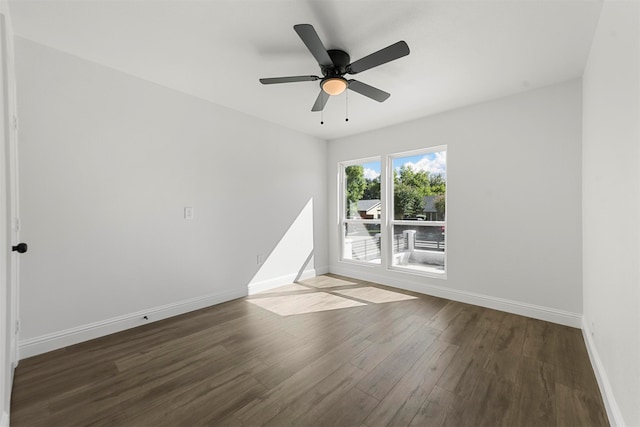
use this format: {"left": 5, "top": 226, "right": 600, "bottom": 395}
{"left": 494, "top": 313, "right": 527, "bottom": 354}
{"left": 10, "top": 275, "right": 609, "bottom": 427}
{"left": 6, "top": 397, "right": 49, "bottom": 427}
{"left": 263, "top": 362, "right": 368, "bottom": 426}
{"left": 350, "top": 314, "right": 430, "bottom": 372}
{"left": 49, "top": 343, "right": 232, "bottom": 413}
{"left": 428, "top": 301, "right": 468, "bottom": 331}
{"left": 233, "top": 331, "right": 373, "bottom": 424}
{"left": 552, "top": 326, "right": 600, "bottom": 395}
{"left": 483, "top": 349, "right": 521, "bottom": 383}
{"left": 312, "top": 387, "right": 380, "bottom": 427}
{"left": 555, "top": 382, "right": 609, "bottom": 427}
{"left": 437, "top": 315, "right": 500, "bottom": 398}
{"left": 437, "top": 305, "right": 483, "bottom": 345}
{"left": 522, "top": 317, "right": 557, "bottom": 363}
{"left": 355, "top": 326, "right": 441, "bottom": 401}
{"left": 364, "top": 339, "right": 458, "bottom": 426}
{"left": 459, "top": 370, "right": 516, "bottom": 427}
{"left": 509, "top": 356, "right": 556, "bottom": 427}
{"left": 408, "top": 385, "right": 457, "bottom": 427}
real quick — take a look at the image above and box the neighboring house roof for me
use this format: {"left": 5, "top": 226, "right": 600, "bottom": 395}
{"left": 423, "top": 196, "right": 437, "bottom": 213}
{"left": 357, "top": 199, "right": 381, "bottom": 212}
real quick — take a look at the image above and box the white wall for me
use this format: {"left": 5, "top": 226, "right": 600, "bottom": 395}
{"left": 582, "top": 2, "right": 640, "bottom": 426}
{"left": 328, "top": 80, "right": 583, "bottom": 325}
{"left": 15, "top": 37, "right": 328, "bottom": 357}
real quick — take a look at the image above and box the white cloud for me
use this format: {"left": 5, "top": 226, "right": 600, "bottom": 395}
{"left": 404, "top": 151, "right": 446, "bottom": 176}
{"left": 363, "top": 167, "right": 380, "bottom": 180}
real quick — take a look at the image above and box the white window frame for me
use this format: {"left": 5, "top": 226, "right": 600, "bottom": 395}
{"left": 339, "top": 157, "right": 382, "bottom": 265}
{"left": 387, "top": 146, "right": 447, "bottom": 278}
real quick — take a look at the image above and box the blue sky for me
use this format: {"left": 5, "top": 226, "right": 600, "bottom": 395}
{"left": 360, "top": 151, "right": 446, "bottom": 180}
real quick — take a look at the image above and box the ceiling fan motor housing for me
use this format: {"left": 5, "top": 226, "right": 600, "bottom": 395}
{"left": 323, "top": 50, "right": 351, "bottom": 76}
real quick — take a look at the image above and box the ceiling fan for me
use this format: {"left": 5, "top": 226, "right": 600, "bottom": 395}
{"left": 259, "top": 24, "right": 410, "bottom": 112}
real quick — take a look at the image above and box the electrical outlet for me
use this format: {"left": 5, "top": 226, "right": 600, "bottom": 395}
{"left": 184, "top": 207, "right": 194, "bottom": 220}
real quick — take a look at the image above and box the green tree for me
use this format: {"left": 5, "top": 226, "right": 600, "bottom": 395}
{"left": 394, "top": 166, "right": 426, "bottom": 219}
{"left": 434, "top": 194, "right": 446, "bottom": 220}
{"left": 398, "top": 165, "right": 430, "bottom": 196}
{"left": 428, "top": 174, "right": 446, "bottom": 195}
{"left": 345, "top": 165, "right": 366, "bottom": 218}
{"left": 363, "top": 176, "right": 381, "bottom": 200}
{"left": 393, "top": 166, "right": 446, "bottom": 219}
{"left": 394, "top": 184, "right": 423, "bottom": 219}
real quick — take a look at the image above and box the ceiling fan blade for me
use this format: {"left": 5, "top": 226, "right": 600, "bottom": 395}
{"left": 347, "top": 41, "right": 410, "bottom": 74}
{"left": 259, "top": 75, "right": 320, "bottom": 84}
{"left": 348, "top": 80, "right": 390, "bottom": 102}
{"left": 311, "top": 90, "right": 330, "bottom": 112}
{"left": 294, "top": 24, "right": 334, "bottom": 68}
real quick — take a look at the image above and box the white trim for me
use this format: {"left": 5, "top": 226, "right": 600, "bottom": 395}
{"left": 582, "top": 317, "right": 625, "bottom": 427}
{"left": 1, "top": 411, "right": 9, "bottom": 427}
{"left": 248, "top": 267, "right": 322, "bottom": 295}
{"left": 388, "top": 264, "right": 447, "bottom": 280}
{"left": 339, "top": 156, "right": 381, "bottom": 168}
{"left": 392, "top": 220, "right": 446, "bottom": 226}
{"left": 388, "top": 145, "right": 448, "bottom": 160}
{"left": 330, "top": 264, "right": 582, "bottom": 328}
{"left": 343, "top": 219, "right": 381, "bottom": 224}
{"left": 19, "top": 287, "right": 246, "bottom": 359}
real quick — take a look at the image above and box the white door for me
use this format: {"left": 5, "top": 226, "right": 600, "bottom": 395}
{"left": 1, "top": 10, "right": 20, "bottom": 421}
{"left": 1, "top": 12, "right": 19, "bottom": 367}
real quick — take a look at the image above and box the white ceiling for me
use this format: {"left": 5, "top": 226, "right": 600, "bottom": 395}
{"left": 9, "top": 0, "right": 603, "bottom": 140}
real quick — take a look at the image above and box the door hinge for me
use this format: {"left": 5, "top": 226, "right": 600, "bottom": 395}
{"left": 15, "top": 320, "right": 20, "bottom": 334}
{"left": 13, "top": 115, "right": 18, "bottom": 132}
{"left": 13, "top": 217, "right": 20, "bottom": 232}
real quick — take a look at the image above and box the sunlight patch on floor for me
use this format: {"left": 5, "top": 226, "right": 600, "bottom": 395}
{"left": 298, "top": 276, "right": 358, "bottom": 288}
{"left": 332, "top": 287, "right": 418, "bottom": 304}
{"left": 257, "top": 283, "right": 311, "bottom": 294}
{"left": 247, "top": 292, "right": 366, "bottom": 316}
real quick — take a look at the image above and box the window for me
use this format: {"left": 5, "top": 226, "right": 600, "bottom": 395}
{"left": 390, "top": 148, "right": 446, "bottom": 275}
{"left": 340, "top": 159, "right": 381, "bottom": 264}
{"left": 338, "top": 147, "right": 447, "bottom": 277}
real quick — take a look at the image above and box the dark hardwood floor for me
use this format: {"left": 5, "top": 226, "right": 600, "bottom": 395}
{"left": 11, "top": 274, "right": 608, "bottom": 426}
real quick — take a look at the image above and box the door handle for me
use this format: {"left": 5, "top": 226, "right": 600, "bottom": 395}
{"left": 12, "top": 243, "right": 28, "bottom": 253}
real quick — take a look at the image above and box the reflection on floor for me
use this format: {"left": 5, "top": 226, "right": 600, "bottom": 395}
{"left": 247, "top": 275, "right": 418, "bottom": 317}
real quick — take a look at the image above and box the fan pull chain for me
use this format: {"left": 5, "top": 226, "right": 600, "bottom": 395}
{"left": 345, "top": 90, "right": 349, "bottom": 122}
{"left": 320, "top": 109, "right": 324, "bottom": 125}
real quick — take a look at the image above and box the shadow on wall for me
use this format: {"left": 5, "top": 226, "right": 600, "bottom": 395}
{"left": 247, "top": 198, "right": 316, "bottom": 292}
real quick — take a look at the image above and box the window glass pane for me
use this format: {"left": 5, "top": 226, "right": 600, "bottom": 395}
{"left": 345, "top": 161, "right": 381, "bottom": 219}
{"left": 392, "top": 151, "right": 446, "bottom": 220}
{"left": 391, "top": 225, "right": 445, "bottom": 273}
{"left": 343, "top": 223, "right": 381, "bottom": 263}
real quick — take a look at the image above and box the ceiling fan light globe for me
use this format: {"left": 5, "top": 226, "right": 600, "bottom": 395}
{"left": 322, "top": 78, "right": 347, "bottom": 96}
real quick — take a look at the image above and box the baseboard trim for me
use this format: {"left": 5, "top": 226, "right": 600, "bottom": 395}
{"left": 248, "top": 267, "right": 323, "bottom": 295}
{"left": 18, "top": 287, "right": 246, "bottom": 360}
{"left": 329, "top": 264, "right": 582, "bottom": 328}
{"left": 582, "top": 317, "right": 625, "bottom": 427}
